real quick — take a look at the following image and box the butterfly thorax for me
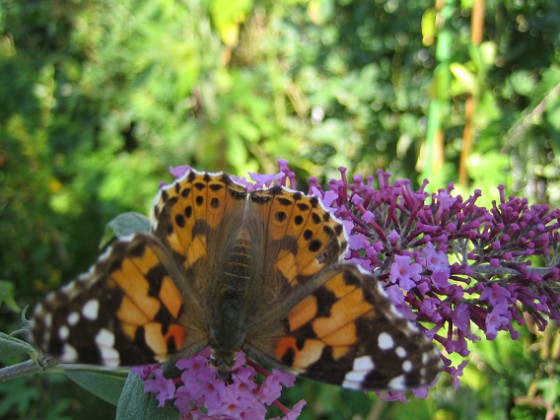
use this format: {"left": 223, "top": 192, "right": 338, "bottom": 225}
{"left": 208, "top": 227, "right": 255, "bottom": 381}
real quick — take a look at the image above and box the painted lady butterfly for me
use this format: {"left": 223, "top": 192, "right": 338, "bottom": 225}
{"left": 31, "top": 170, "right": 441, "bottom": 390}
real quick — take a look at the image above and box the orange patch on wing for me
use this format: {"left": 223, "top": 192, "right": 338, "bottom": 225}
{"left": 117, "top": 296, "right": 150, "bottom": 325}
{"left": 331, "top": 346, "right": 351, "bottom": 360}
{"left": 284, "top": 206, "right": 309, "bottom": 239}
{"left": 265, "top": 197, "right": 295, "bottom": 240}
{"left": 165, "top": 324, "right": 186, "bottom": 351}
{"left": 274, "top": 336, "right": 298, "bottom": 359}
{"left": 192, "top": 188, "right": 208, "bottom": 221}
{"left": 167, "top": 231, "right": 186, "bottom": 256}
{"left": 294, "top": 339, "right": 325, "bottom": 368}
{"left": 111, "top": 260, "right": 161, "bottom": 319}
{"left": 206, "top": 183, "right": 226, "bottom": 228}
{"left": 121, "top": 323, "right": 138, "bottom": 340}
{"left": 275, "top": 250, "right": 298, "bottom": 285}
{"left": 325, "top": 273, "right": 355, "bottom": 298}
{"left": 300, "top": 259, "right": 324, "bottom": 277}
{"left": 322, "top": 322, "right": 357, "bottom": 346}
{"left": 159, "top": 277, "right": 183, "bottom": 318}
{"left": 144, "top": 322, "right": 167, "bottom": 355}
{"left": 185, "top": 235, "right": 207, "bottom": 266}
{"left": 131, "top": 246, "right": 159, "bottom": 272}
{"left": 288, "top": 295, "right": 318, "bottom": 331}
{"left": 312, "top": 288, "right": 372, "bottom": 337}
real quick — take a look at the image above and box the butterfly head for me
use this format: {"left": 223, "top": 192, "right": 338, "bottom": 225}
{"left": 210, "top": 349, "right": 236, "bottom": 384}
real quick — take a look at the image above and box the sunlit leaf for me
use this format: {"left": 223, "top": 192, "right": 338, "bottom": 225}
{"left": 450, "top": 62, "right": 477, "bottom": 95}
{"left": 421, "top": 8, "right": 437, "bottom": 46}
{"left": 209, "top": 0, "right": 254, "bottom": 45}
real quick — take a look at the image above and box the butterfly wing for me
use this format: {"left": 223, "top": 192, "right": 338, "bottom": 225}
{"left": 152, "top": 170, "right": 248, "bottom": 273}
{"left": 33, "top": 171, "right": 251, "bottom": 367}
{"left": 31, "top": 233, "right": 202, "bottom": 366}
{"left": 250, "top": 186, "right": 348, "bottom": 287}
{"left": 245, "top": 186, "right": 441, "bottom": 390}
{"left": 245, "top": 263, "right": 441, "bottom": 390}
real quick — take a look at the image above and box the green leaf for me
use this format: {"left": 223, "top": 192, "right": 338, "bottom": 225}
{"left": 100, "top": 212, "right": 151, "bottom": 248}
{"left": 479, "top": 41, "right": 497, "bottom": 67}
{"left": 0, "top": 332, "right": 36, "bottom": 362}
{"left": 509, "top": 70, "right": 536, "bottom": 97}
{"left": 227, "top": 134, "right": 248, "bottom": 171}
{"left": 209, "top": 0, "right": 254, "bottom": 45}
{"left": 0, "top": 378, "right": 40, "bottom": 416}
{"left": 450, "top": 62, "right": 477, "bottom": 95}
{"left": 0, "top": 280, "right": 19, "bottom": 311}
{"left": 421, "top": 8, "right": 437, "bottom": 46}
{"left": 229, "top": 114, "right": 260, "bottom": 143}
{"left": 65, "top": 369, "right": 128, "bottom": 406}
{"left": 116, "top": 372, "right": 179, "bottom": 420}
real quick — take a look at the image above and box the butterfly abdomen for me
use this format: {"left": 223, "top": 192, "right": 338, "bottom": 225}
{"left": 208, "top": 227, "right": 255, "bottom": 355}
{"left": 206, "top": 228, "right": 259, "bottom": 380}
{"left": 223, "top": 230, "right": 253, "bottom": 285}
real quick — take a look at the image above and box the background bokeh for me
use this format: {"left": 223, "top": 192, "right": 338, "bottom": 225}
{"left": 1, "top": 0, "right": 559, "bottom": 418}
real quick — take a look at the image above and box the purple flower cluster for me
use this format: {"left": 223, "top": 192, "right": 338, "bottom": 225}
{"left": 137, "top": 160, "right": 559, "bottom": 415}
{"left": 132, "top": 348, "right": 305, "bottom": 419}
{"left": 303, "top": 164, "right": 559, "bottom": 389}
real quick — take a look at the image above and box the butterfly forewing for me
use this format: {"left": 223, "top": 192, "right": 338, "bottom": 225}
{"left": 31, "top": 233, "right": 190, "bottom": 366}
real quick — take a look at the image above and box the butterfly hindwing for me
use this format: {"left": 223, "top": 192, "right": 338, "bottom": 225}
{"left": 246, "top": 263, "right": 440, "bottom": 390}
{"left": 31, "top": 233, "right": 189, "bottom": 366}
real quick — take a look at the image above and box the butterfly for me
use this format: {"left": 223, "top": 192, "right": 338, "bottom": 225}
{"left": 31, "top": 170, "right": 441, "bottom": 391}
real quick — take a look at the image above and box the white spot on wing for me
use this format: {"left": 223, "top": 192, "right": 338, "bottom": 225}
{"left": 32, "top": 304, "right": 43, "bottom": 317}
{"left": 378, "top": 332, "right": 394, "bottom": 350}
{"left": 95, "top": 329, "right": 119, "bottom": 366}
{"left": 44, "top": 313, "right": 53, "bottom": 328}
{"left": 342, "top": 380, "right": 362, "bottom": 390}
{"left": 100, "top": 347, "right": 120, "bottom": 366}
{"left": 342, "top": 356, "right": 376, "bottom": 389}
{"left": 82, "top": 299, "right": 100, "bottom": 320}
{"left": 62, "top": 344, "right": 78, "bottom": 362}
{"left": 67, "top": 312, "right": 80, "bottom": 326}
{"left": 396, "top": 346, "right": 407, "bottom": 358}
{"left": 402, "top": 360, "right": 413, "bottom": 372}
{"left": 388, "top": 374, "right": 406, "bottom": 390}
{"left": 341, "top": 378, "right": 363, "bottom": 390}
{"left": 95, "top": 329, "right": 116, "bottom": 348}
{"left": 344, "top": 370, "right": 368, "bottom": 382}
{"left": 352, "top": 355, "right": 375, "bottom": 371}
{"left": 58, "top": 325, "right": 69, "bottom": 340}
{"left": 78, "top": 272, "right": 90, "bottom": 282}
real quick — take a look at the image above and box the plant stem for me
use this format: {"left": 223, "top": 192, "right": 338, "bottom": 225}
{"left": 0, "top": 356, "right": 59, "bottom": 383}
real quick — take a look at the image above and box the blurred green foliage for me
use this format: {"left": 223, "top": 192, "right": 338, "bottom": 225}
{"left": 1, "top": 0, "right": 559, "bottom": 418}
